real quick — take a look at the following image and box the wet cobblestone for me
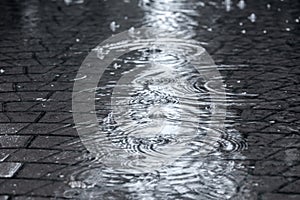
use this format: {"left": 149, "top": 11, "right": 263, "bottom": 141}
{"left": 0, "top": 0, "right": 299, "bottom": 199}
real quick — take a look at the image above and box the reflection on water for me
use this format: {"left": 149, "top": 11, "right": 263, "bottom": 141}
{"left": 69, "top": 0, "right": 248, "bottom": 199}
{"left": 140, "top": 0, "right": 201, "bottom": 38}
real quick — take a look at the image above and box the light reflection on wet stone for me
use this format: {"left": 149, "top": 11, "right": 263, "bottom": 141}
{"left": 70, "top": 0, "right": 249, "bottom": 199}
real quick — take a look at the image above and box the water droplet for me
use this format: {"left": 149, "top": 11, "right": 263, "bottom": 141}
{"left": 266, "top": 4, "right": 271, "bottom": 9}
{"left": 76, "top": 38, "right": 80, "bottom": 42}
{"left": 110, "top": 21, "right": 120, "bottom": 32}
{"left": 237, "top": 0, "right": 246, "bottom": 10}
{"left": 295, "top": 18, "right": 299, "bottom": 23}
{"left": 74, "top": 75, "right": 87, "bottom": 81}
{"left": 248, "top": 13, "right": 256, "bottom": 23}
{"left": 207, "top": 28, "right": 213, "bottom": 32}
{"left": 69, "top": 181, "right": 87, "bottom": 189}
{"left": 64, "top": 0, "right": 84, "bottom": 6}
{"left": 263, "top": 30, "right": 267, "bottom": 34}
{"left": 0, "top": 69, "right": 5, "bottom": 74}
{"left": 269, "top": 121, "right": 275, "bottom": 124}
{"left": 36, "top": 98, "right": 47, "bottom": 102}
{"left": 239, "top": 22, "right": 243, "bottom": 26}
{"left": 241, "top": 30, "right": 246, "bottom": 34}
{"left": 286, "top": 27, "right": 291, "bottom": 31}
{"left": 94, "top": 47, "right": 110, "bottom": 60}
{"left": 113, "top": 63, "right": 121, "bottom": 69}
{"left": 128, "top": 27, "right": 140, "bottom": 38}
{"left": 224, "top": 0, "right": 232, "bottom": 12}
{"left": 237, "top": 80, "right": 241, "bottom": 83}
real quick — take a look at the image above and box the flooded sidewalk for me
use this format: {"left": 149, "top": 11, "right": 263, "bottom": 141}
{"left": 0, "top": 0, "right": 299, "bottom": 199}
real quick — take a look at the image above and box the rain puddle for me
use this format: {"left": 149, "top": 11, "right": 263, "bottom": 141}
{"left": 69, "top": 0, "right": 252, "bottom": 199}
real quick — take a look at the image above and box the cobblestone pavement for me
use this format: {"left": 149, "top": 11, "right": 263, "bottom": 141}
{"left": 0, "top": 0, "right": 299, "bottom": 199}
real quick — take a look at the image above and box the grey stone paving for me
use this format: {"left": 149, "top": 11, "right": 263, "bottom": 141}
{"left": 0, "top": 0, "right": 299, "bottom": 199}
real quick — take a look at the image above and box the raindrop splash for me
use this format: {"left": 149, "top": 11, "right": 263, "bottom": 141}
{"left": 248, "top": 13, "right": 256, "bottom": 23}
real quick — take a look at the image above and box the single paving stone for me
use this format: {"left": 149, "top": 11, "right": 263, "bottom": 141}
{"left": 16, "top": 92, "right": 49, "bottom": 101}
{"left": 39, "top": 112, "right": 72, "bottom": 123}
{"left": 0, "top": 113, "right": 10, "bottom": 123}
{"left": 18, "top": 123, "right": 73, "bottom": 135}
{"left": 0, "top": 162, "right": 22, "bottom": 178}
{"left": 4, "top": 102, "right": 38, "bottom": 112}
{"left": 26, "top": 181, "right": 69, "bottom": 197}
{"left": 48, "top": 91, "right": 72, "bottom": 101}
{"left": 38, "top": 82, "right": 73, "bottom": 91}
{"left": 4, "top": 112, "right": 41, "bottom": 123}
{"left": 31, "top": 125, "right": 78, "bottom": 137}
{"left": 26, "top": 65, "right": 57, "bottom": 74}
{"left": 15, "top": 82, "right": 45, "bottom": 92}
{"left": 0, "top": 75, "right": 31, "bottom": 83}
{"left": 16, "top": 163, "right": 67, "bottom": 179}
{"left": 0, "top": 135, "right": 31, "bottom": 148}
{"left": 0, "top": 123, "right": 29, "bottom": 135}
{"left": 29, "top": 102, "right": 72, "bottom": 112}
{"left": 0, "top": 92, "right": 21, "bottom": 102}
{"left": 0, "top": 83, "right": 14, "bottom": 92}
{"left": 29, "top": 136, "right": 80, "bottom": 150}
{"left": 0, "top": 179, "right": 52, "bottom": 195}
{"left": 6, "top": 149, "right": 60, "bottom": 163}
{"left": 0, "top": 66, "right": 24, "bottom": 75}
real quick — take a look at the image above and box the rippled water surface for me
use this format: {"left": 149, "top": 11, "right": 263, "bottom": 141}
{"left": 71, "top": 48, "right": 247, "bottom": 199}
{"left": 69, "top": 0, "right": 253, "bottom": 199}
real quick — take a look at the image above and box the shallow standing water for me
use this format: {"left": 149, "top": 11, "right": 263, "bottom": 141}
{"left": 0, "top": 0, "right": 299, "bottom": 199}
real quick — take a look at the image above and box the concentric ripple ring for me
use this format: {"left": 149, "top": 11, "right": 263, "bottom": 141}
{"left": 72, "top": 27, "right": 226, "bottom": 173}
